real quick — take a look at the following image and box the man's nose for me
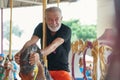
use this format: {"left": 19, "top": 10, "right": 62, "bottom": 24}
{"left": 52, "top": 20, "right": 56, "bottom": 24}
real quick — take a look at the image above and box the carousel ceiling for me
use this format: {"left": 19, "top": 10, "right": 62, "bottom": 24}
{"left": 0, "top": 0, "right": 78, "bottom": 8}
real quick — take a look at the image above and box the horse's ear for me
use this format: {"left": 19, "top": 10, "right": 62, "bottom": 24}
{"left": 32, "top": 44, "right": 41, "bottom": 54}
{"left": 36, "top": 45, "right": 40, "bottom": 53}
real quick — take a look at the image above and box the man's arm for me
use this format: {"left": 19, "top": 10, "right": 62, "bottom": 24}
{"left": 40, "top": 37, "right": 64, "bottom": 56}
{"left": 15, "top": 35, "right": 39, "bottom": 64}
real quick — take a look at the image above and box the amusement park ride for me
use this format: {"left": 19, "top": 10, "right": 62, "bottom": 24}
{"left": 0, "top": 0, "right": 120, "bottom": 80}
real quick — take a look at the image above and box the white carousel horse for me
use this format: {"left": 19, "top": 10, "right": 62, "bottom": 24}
{"left": 71, "top": 40, "right": 93, "bottom": 80}
{"left": 71, "top": 39, "right": 112, "bottom": 80}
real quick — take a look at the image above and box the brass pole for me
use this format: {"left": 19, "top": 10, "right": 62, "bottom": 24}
{"left": 0, "top": 0, "right": 4, "bottom": 54}
{"left": 9, "top": 0, "right": 13, "bottom": 60}
{"left": 57, "top": 0, "right": 60, "bottom": 7}
{"left": 42, "top": 0, "right": 47, "bottom": 67}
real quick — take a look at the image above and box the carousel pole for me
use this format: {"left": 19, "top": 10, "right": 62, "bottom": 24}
{"left": 0, "top": 0, "right": 4, "bottom": 54}
{"left": 9, "top": 0, "right": 13, "bottom": 60}
{"left": 57, "top": 0, "right": 60, "bottom": 7}
{"left": 42, "top": 0, "right": 47, "bottom": 67}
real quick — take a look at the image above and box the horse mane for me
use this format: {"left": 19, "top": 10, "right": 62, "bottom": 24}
{"left": 19, "top": 44, "right": 52, "bottom": 80}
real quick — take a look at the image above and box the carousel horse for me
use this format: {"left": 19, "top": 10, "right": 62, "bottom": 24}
{"left": 91, "top": 40, "right": 99, "bottom": 80}
{"left": 19, "top": 44, "right": 52, "bottom": 80}
{"left": 79, "top": 40, "right": 98, "bottom": 80}
{"left": 82, "top": 41, "right": 93, "bottom": 80}
{"left": 71, "top": 40, "right": 93, "bottom": 80}
{"left": 71, "top": 39, "right": 113, "bottom": 80}
{"left": 99, "top": 46, "right": 107, "bottom": 80}
{"left": 71, "top": 39, "right": 84, "bottom": 79}
{"left": 99, "top": 45, "right": 112, "bottom": 80}
{"left": 92, "top": 40, "right": 112, "bottom": 80}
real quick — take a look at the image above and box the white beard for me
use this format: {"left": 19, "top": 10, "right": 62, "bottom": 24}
{"left": 48, "top": 24, "right": 61, "bottom": 32}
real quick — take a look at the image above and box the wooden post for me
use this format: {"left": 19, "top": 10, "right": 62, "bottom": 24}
{"left": 42, "top": 0, "right": 47, "bottom": 67}
{"left": 9, "top": 0, "right": 13, "bottom": 60}
{"left": 0, "top": 0, "right": 4, "bottom": 54}
{"left": 57, "top": 0, "right": 60, "bottom": 7}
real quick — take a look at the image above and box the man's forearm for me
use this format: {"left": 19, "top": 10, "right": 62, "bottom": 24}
{"left": 19, "top": 40, "right": 33, "bottom": 53}
{"left": 40, "top": 37, "right": 64, "bottom": 56}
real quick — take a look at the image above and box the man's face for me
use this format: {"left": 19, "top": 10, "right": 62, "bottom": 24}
{"left": 45, "top": 11, "right": 62, "bottom": 32}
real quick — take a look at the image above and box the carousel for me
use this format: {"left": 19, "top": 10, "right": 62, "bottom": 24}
{"left": 0, "top": 0, "right": 118, "bottom": 80}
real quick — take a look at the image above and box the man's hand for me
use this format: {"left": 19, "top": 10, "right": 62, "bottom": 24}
{"left": 14, "top": 52, "right": 21, "bottom": 65}
{"left": 29, "top": 53, "right": 40, "bottom": 65}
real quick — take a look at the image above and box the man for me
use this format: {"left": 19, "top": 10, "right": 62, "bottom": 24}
{"left": 15, "top": 6, "right": 72, "bottom": 80}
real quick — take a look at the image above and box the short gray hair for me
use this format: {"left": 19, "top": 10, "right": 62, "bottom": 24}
{"left": 45, "top": 6, "right": 62, "bottom": 14}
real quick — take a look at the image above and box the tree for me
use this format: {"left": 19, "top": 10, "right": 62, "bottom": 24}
{"left": 3, "top": 21, "right": 23, "bottom": 40}
{"left": 63, "top": 19, "right": 97, "bottom": 42}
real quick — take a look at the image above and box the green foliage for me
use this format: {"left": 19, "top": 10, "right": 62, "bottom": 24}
{"left": 3, "top": 21, "right": 23, "bottom": 40}
{"left": 62, "top": 19, "right": 97, "bottom": 42}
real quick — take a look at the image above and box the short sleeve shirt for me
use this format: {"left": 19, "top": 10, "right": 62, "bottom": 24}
{"left": 33, "top": 23, "right": 71, "bottom": 72}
